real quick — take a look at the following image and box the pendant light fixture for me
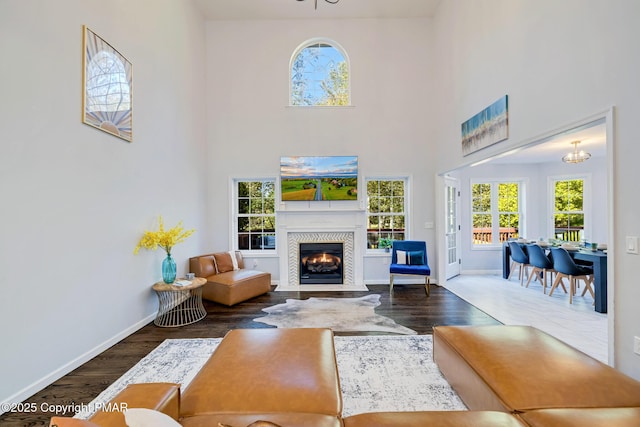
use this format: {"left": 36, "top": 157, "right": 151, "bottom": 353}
{"left": 297, "top": 0, "right": 340, "bottom": 10}
{"left": 562, "top": 140, "right": 591, "bottom": 164}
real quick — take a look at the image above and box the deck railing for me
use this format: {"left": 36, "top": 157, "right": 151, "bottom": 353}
{"left": 472, "top": 227, "right": 518, "bottom": 244}
{"left": 369, "top": 226, "right": 584, "bottom": 246}
{"left": 553, "top": 227, "right": 584, "bottom": 242}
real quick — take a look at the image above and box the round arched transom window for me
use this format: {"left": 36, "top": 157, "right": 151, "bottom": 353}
{"left": 290, "top": 38, "right": 350, "bottom": 106}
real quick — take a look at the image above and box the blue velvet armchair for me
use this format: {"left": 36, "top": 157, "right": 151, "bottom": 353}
{"left": 390, "top": 240, "right": 431, "bottom": 296}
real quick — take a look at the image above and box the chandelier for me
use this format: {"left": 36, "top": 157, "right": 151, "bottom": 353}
{"left": 562, "top": 140, "right": 591, "bottom": 164}
{"left": 297, "top": 0, "right": 340, "bottom": 10}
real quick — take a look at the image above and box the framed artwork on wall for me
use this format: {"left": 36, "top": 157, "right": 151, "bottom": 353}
{"left": 461, "top": 95, "right": 508, "bottom": 156}
{"left": 82, "top": 25, "right": 132, "bottom": 142}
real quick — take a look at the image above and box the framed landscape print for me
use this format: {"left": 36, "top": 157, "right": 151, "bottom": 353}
{"left": 82, "top": 25, "right": 132, "bottom": 142}
{"left": 461, "top": 95, "right": 508, "bottom": 156}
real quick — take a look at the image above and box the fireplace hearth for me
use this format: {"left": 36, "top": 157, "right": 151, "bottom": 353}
{"left": 299, "top": 242, "right": 343, "bottom": 284}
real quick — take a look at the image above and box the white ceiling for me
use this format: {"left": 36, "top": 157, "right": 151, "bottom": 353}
{"left": 487, "top": 122, "right": 607, "bottom": 165}
{"left": 193, "top": 0, "right": 443, "bottom": 20}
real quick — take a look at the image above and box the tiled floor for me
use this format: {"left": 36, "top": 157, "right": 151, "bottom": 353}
{"left": 443, "top": 274, "right": 608, "bottom": 363}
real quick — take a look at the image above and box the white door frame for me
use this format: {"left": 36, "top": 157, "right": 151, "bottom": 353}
{"left": 435, "top": 108, "right": 615, "bottom": 366}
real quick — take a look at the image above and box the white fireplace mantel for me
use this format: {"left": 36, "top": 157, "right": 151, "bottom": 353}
{"left": 276, "top": 208, "right": 367, "bottom": 291}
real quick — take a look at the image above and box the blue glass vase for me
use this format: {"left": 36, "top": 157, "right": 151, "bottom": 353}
{"left": 162, "top": 253, "right": 177, "bottom": 284}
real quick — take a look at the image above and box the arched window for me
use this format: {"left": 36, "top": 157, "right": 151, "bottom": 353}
{"left": 290, "top": 38, "right": 350, "bottom": 106}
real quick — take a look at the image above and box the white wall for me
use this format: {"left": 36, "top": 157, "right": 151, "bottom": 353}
{"left": 5, "top": 0, "right": 639, "bottom": 407}
{"left": 204, "top": 18, "right": 438, "bottom": 282}
{"left": 0, "top": 0, "right": 207, "bottom": 406}
{"left": 433, "top": 0, "right": 640, "bottom": 378}
{"left": 452, "top": 157, "right": 608, "bottom": 272}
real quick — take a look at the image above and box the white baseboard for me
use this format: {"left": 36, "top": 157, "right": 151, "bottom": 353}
{"left": 275, "top": 283, "right": 369, "bottom": 292}
{"left": 1, "top": 313, "right": 156, "bottom": 415}
{"left": 273, "top": 279, "right": 438, "bottom": 291}
{"left": 366, "top": 279, "right": 438, "bottom": 286}
{"left": 460, "top": 270, "right": 502, "bottom": 276}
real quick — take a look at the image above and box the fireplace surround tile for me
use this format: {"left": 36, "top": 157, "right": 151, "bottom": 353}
{"left": 288, "top": 232, "right": 354, "bottom": 286}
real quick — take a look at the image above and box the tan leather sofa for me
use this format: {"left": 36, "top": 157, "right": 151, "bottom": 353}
{"left": 50, "top": 326, "right": 640, "bottom": 427}
{"left": 50, "top": 328, "right": 525, "bottom": 427}
{"left": 189, "top": 251, "right": 271, "bottom": 306}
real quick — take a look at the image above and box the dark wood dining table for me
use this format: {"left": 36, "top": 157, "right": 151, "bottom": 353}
{"left": 502, "top": 242, "right": 607, "bottom": 313}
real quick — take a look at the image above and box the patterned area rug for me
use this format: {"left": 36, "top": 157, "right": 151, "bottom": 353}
{"left": 253, "top": 294, "right": 417, "bottom": 335}
{"left": 76, "top": 335, "right": 465, "bottom": 419}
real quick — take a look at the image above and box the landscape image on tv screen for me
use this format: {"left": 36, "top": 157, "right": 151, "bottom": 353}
{"left": 280, "top": 156, "right": 358, "bottom": 201}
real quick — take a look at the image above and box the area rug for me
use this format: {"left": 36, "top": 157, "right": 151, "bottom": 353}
{"left": 253, "top": 294, "right": 417, "bottom": 335}
{"left": 76, "top": 334, "right": 465, "bottom": 419}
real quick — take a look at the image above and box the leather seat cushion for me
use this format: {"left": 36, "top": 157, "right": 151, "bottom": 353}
{"left": 210, "top": 269, "right": 270, "bottom": 285}
{"left": 202, "top": 270, "right": 271, "bottom": 306}
{"left": 180, "top": 413, "right": 342, "bottom": 427}
{"left": 433, "top": 325, "right": 640, "bottom": 412}
{"left": 518, "top": 407, "right": 640, "bottom": 427}
{"left": 343, "top": 411, "right": 525, "bottom": 427}
{"left": 180, "top": 328, "right": 342, "bottom": 418}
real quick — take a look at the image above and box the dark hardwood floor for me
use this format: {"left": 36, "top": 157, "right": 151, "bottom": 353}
{"left": 2, "top": 284, "right": 499, "bottom": 426}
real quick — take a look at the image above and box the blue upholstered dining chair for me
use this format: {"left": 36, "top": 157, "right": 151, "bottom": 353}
{"left": 525, "top": 243, "right": 554, "bottom": 294}
{"left": 549, "top": 247, "right": 594, "bottom": 304}
{"left": 390, "top": 240, "right": 431, "bottom": 296}
{"left": 507, "top": 241, "right": 530, "bottom": 286}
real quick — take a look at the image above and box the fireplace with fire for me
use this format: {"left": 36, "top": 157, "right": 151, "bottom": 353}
{"left": 299, "top": 242, "right": 344, "bottom": 284}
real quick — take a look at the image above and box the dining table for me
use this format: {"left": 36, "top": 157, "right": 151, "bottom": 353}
{"left": 502, "top": 242, "right": 607, "bottom": 313}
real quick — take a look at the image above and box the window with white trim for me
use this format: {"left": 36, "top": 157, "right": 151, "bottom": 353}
{"left": 366, "top": 178, "right": 408, "bottom": 249}
{"left": 471, "top": 180, "right": 523, "bottom": 246}
{"left": 290, "top": 38, "right": 350, "bottom": 106}
{"left": 551, "top": 177, "right": 587, "bottom": 242}
{"left": 234, "top": 179, "right": 276, "bottom": 251}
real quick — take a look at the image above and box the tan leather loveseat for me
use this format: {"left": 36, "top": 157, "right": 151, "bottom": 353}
{"left": 189, "top": 251, "right": 271, "bottom": 306}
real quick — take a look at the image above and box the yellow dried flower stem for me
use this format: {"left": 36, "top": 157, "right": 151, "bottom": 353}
{"left": 134, "top": 216, "right": 195, "bottom": 255}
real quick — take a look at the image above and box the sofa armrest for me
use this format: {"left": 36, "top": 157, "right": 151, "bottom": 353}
{"left": 50, "top": 418, "right": 105, "bottom": 427}
{"left": 97, "top": 383, "right": 180, "bottom": 420}
{"left": 51, "top": 383, "right": 181, "bottom": 427}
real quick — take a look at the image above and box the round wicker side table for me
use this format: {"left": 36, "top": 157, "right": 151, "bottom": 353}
{"left": 152, "top": 277, "right": 207, "bottom": 327}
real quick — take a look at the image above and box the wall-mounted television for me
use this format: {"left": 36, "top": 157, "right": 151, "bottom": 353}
{"left": 280, "top": 156, "right": 358, "bottom": 201}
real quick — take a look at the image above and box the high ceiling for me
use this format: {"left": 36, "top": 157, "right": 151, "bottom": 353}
{"left": 192, "top": 0, "right": 607, "bottom": 166}
{"left": 193, "top": 0, "right": 443, "bottom": 20}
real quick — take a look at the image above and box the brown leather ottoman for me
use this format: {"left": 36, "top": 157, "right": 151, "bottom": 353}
{"left": 433, "top": 325, "right": 640, "bottom": 413}
{"left": 180, "top": 328, "right": 342, "bottom": 427}
{"left": 518, "top": 407, "right": 640, "bottom": 427}
{"left": 343, "top": 411, "right": 525, "bottom": 427}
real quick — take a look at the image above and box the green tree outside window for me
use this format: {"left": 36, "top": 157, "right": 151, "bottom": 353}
{"left": 554, "top": 179, "right": 584, "bottom": 241}
{"left": 291, "top": 41, "right": 350, "bottom": 106}
{"left": 366, "top": 179, "right": 406, "bottom": 249}
{"left": 472, "top": 181, "right": 521, "bottom": 245}
{"left": 236, "top": 180, "right": 276, "bottom": 251}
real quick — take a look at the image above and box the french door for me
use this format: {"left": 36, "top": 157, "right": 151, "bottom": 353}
{"left": 445, "top": 178, "right": 461, "bottom": 279}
